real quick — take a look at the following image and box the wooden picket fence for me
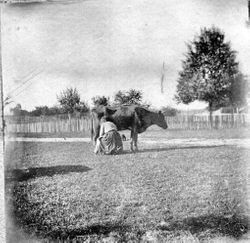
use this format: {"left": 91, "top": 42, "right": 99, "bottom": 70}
{"left": 5, "top": 114, "right": 249, "bottom": 133}
{"left": 6, "top": 116, "right": 92, "bottom": 134}
{"left": 166, "top": 114, "right": 249, "bottom": 130}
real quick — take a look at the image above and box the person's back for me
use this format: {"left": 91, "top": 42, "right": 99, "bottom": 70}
{"left": 99, "top": 121, "right": 117, "bottom": 136}
{"left": 94, "top": 117, "right": 123, "bottom": 155}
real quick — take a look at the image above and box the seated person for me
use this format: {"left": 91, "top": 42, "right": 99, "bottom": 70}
{"left": 94, "top": 116, "right": 123, "bottom": 155}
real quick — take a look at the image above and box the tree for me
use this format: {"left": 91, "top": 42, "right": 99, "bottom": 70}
{"left": 10, "top": 103, "right": 29, "bottom": 116}
{"left": 127, "top": 89, "right": 143, "bottom": 105}
{"left": 74, "top": 102, "right": 89, "bottom": 114}
{"left": 92, "top": 96, "right": 110, "bottom": 107}
{"left": 114, "top": 89, "right": 143, "bottom": 105}
{"left": 229, "top": 73, "right": 248, "bottom": 110}
{"left": 47, "top": 106, "right": 64, "bottom": 116}
{"left": 29, "top": 106, "right": 65, "bottom": 116}
{"left": 30, "top": 106, "right": 50, "bottom": 116}
{"left": 113, "top": 90, "right": 129, "bottom": 105}
{"left": 175, "top": 27, "right": 239, "bottom": 122}
{"left": 57, "top": 87, "right": 81, "bottom": 119}
{"left": 10, "top": 104, "right": 22, "bottom": 116}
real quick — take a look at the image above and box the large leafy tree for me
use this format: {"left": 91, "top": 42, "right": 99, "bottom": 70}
{"left": 229, "top": 73, "right": 248, "bottom": 109}
{"left": 175, "top": 27, "right": 240, "bottom": 116}
{"left": 57, "top": 87, "right": 88, "bottom": 119}
{"left": 57, "top": 87, "right": 80, "bottom": 114}
{"left": 114, "top": 89, "right": 143, "bottom": 105}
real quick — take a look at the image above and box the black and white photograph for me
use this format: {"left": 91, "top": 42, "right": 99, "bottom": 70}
{"left": 1, "top": 0, "right": 250, "bottom": 242}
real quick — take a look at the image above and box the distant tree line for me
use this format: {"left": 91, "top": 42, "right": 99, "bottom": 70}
{"left": 10, "top": 87, "right": 179, "bottom": 118}
{"left": 10, "top": 88, "right": 165, "bottom": 117}
{"left": 10, "top": 104, "right": 68, "bottom": 117}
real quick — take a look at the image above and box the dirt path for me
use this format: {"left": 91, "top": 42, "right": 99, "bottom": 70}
{"left": 142, "top": 138, "right": 250, "bottom": 148}
{"left": 7, "top": 137, "right": 91, "bottom": 143}
{"left": 7, "top": 137, "right": 250, "bottom": 148}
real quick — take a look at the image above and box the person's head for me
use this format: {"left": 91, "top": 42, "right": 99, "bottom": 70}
{"left": 100, "top": 116, "right": 108, "bottom": 124}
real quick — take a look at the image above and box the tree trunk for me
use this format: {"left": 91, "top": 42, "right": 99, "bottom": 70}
{"left": 231, "top": 106, "right": 234, "bottom": 128}
{"left": 209, "top": 102, "right": 213, "bottom": 129}
{"left": 68, "top": 112, "right": 72, "bottom": 132}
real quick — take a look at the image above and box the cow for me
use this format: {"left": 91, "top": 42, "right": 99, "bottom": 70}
{"left": 90, "top": 105, "right": 168, "bottom": 151}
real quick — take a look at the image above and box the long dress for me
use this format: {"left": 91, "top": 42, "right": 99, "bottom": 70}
{"left": 94, "top": 122, "right": 123, "bottom": 155}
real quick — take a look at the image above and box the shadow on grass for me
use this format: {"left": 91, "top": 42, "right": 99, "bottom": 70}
{"left": 122, "top": 145, "right": 225, "bottom": 155}
{"left": 19, "top": 215, "right": 249, "bottom": 241}
{"left": 158, "top": 214, "right": 249, "bottom": 239}
{"left": 6, "top": 165, "right": 92, "bottom": 182}
{"left": 48, "top": 222, "right": 134, "bottom": 240}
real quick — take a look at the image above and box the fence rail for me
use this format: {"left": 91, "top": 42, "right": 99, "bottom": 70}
{"left": 5, "top": 114, "right": 250, "bottom": 133}
{"left": 166, "top": 114, "right": 249, "bottom": 130}
{"left": 6, "top": 117, "right": 92, "bottom": 134}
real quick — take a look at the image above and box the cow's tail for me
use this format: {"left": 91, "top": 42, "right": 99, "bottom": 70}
{"left": 90, "top": 113, "right": 95, "bottom": 144}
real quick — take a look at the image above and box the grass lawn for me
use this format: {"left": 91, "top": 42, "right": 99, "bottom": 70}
{"left": 5, "top": 132, "right": 250, "bottom": 242}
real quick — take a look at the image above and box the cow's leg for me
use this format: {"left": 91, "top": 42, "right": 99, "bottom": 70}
{"left": 94, "top": 133, "right": 99, "bottom": 145}
{"left": 93, "top": 126, "right": 100, "bottom": 145}
{"left": 130, "top": 128, "right": 139, "bottom": 152}
{"left": 130, "top": 130, "right": 134, "bottom": 152}
{"left": 134, "top": 131, "right": 138, "bottom": 151}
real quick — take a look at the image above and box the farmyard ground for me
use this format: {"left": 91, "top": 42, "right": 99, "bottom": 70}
{"left": 4, "top": 129, "right": 250, "bottom": 242}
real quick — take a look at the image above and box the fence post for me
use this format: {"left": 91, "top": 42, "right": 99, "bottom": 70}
{"left": 5, "top": 113, "right": 249, "bottom": 134}
{"left": 243, "top": 114, "right": 246, "bottom": 127}
{"left": 215, "top": 115, "right": 219, "bottom": 129}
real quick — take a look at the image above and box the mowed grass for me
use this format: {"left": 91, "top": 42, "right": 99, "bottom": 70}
{"left": 5, "top": 135, "right": 250, "bottom": 242}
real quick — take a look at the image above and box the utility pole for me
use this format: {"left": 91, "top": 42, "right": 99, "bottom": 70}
{"left": 248, "top": 0, "right": 250, "bottom": 21}
{"left": 0, "top": 4, "right": 6, "bottom": 243}
{"left": 0, "top": 5, "right": 4, "bottom": 151}
{"left": 247, "top": 0, "right": 250, "bottom": 26}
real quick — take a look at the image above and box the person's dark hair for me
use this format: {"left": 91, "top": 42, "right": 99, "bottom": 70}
{"left": 101, "top": 115, "right": 113, "bottom": 123}
{"left": 100, "top": 116, "right": 107, "bottom": 123}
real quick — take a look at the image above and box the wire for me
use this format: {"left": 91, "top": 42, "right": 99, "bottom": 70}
{"left": 8, "top": 71, "right": 42, "bottom": 94}
{"left": 8, "top": 68, "right": 39, "bottom": 95}
{"left": 10, "top": 70, "right": 42, "bottom": 98}
{"left": 11, "top": 79, "right": 36, "bottom": 98}
{"left": 15, "top": 68, "right": 37, "bottom": 82}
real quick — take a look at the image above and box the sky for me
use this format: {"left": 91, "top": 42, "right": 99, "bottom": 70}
{"left": 2, "top": 0, "right": 250, "bottom": 112}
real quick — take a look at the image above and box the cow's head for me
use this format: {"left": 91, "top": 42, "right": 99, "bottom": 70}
{"left": 104, "top": 107, "right": 117, "bottom": 116}
{"left": 93, "top": 106, "right": 117, "bottom": 120}
{"left": 157, "top": 111, "right": 168, "bottom": 129}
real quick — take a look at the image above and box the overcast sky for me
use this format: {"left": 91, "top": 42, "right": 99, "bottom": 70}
{"left": 2, "top": 0, "right": 250, "bottom": 111}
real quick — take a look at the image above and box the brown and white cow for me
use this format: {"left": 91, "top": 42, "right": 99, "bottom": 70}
{"left": 91, "top": 105, "right": 168, "bottom": 151}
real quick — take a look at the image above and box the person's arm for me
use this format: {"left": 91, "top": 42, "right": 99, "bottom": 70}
{"left": 99, "top": 123, "right": 105, "bottom": 137}
{"left": 112, "top": 123, "right": 117, "bottom": 131}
